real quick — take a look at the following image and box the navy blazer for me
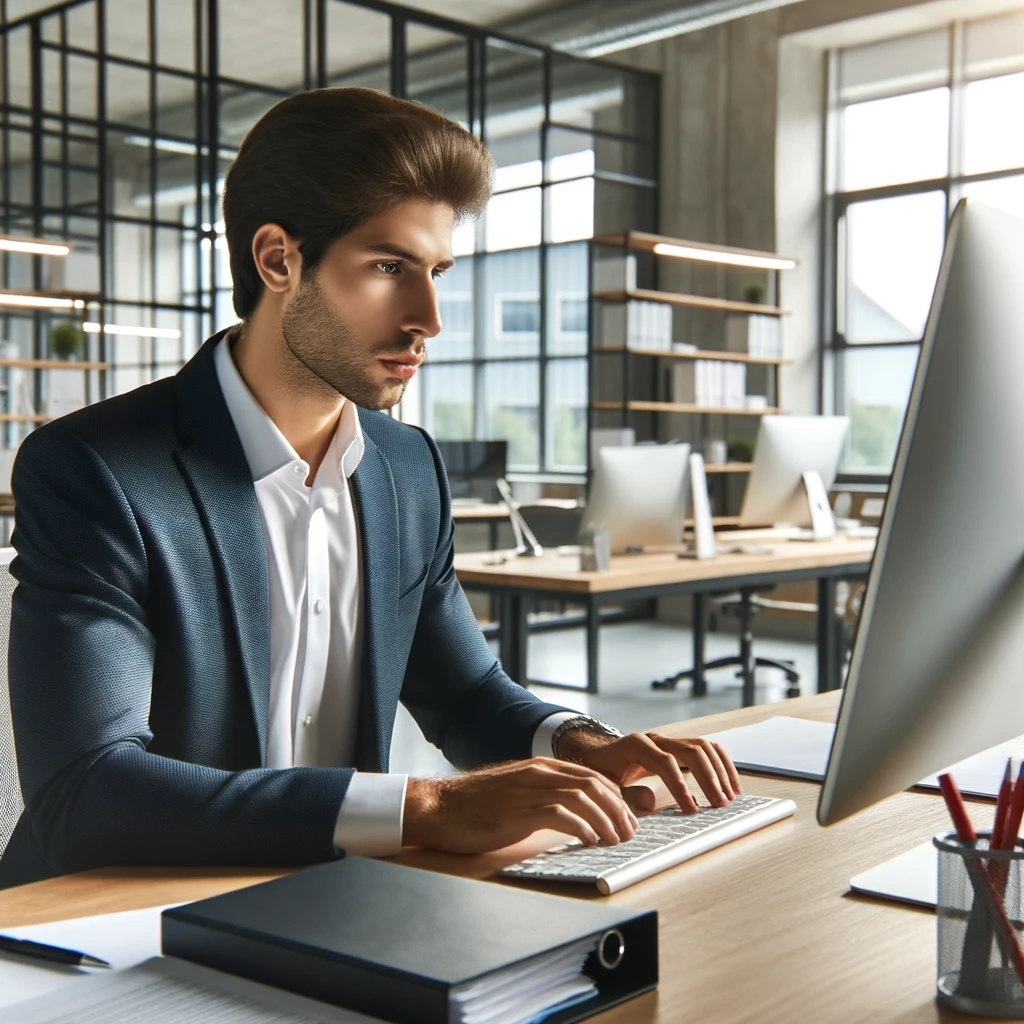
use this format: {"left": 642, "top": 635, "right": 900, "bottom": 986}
{"left": 0, "top": 334, "right": 567, "bottom": 889}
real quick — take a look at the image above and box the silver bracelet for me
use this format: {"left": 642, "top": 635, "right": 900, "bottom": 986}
{"left": 550, "top": 716, "right": 623, "bottom": 761}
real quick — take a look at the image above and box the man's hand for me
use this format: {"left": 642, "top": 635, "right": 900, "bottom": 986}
{"left": 556, "top": 729, "right": 742, "bottom": 815}
{"left": 403, "top": 758, "right": 639, "bottom": 854}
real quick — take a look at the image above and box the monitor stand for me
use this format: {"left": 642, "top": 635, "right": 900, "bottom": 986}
{"left": 678, "top": 454, "right": 717, "bottom": 559}
{"left": 798, "top": 470, "right": 837, "bottom": 540}
{"left": 496, "top": 477, "right": 544, "bottom": 557}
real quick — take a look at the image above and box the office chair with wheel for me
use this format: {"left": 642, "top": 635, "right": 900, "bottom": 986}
{"left": 0, "top": 548, "right": 21, "bottom": 859}
{"left": 652, "top": 587, "right": 803, "bottom": 706}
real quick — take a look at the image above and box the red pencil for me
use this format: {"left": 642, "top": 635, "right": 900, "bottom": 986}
{"left": 938, "top": 772, "right": 1024, "bottom": 986}
{"left": 938, "top": 773, "right": 976, "bottom": 841}
{"left": 991, "top": 759, "right": 1014, "bottom": 850}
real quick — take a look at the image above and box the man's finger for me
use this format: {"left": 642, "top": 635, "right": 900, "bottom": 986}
{"left": 711, "top": 739, "right": 743, "bottom": 795}
{"left": 673, "top": 736, "right": 737, "bottom": 800}
{"left": 538, "top": 804, "right": 602, "bottom": 846}
{"left": 531, "top": 759, "right": 638, "bottom": 832}
{"left": 620, "top": 784, "right": 657, "bottom": 814}
{"left": 550, "top": 788, "right": 627, "bottom": 845}
{"left": 622, "top": 734, "right": 698, "bottom": 813}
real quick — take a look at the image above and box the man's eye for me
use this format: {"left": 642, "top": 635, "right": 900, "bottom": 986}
{"left": 376, "top": 261, "right": 400, "bottom": 274}
{"left": 432, "top": 268, "right": 447, "bottom": 281}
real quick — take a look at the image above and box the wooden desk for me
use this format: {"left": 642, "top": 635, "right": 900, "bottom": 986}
{"left": 454, "top": 534, "right": 874, "bottom": 699}
{"left": 0, "top": 692, "right": 1012, "bottom": 1023}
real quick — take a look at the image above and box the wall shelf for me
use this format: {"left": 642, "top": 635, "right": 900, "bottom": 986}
{"left": 592, "top": 400, "right": 782, "bottom": 416}
{"left": 596, "top": 345, "right": 786, "bottom": 366}
{"left": 704, "top": 463, "right": 752, "bottom": 474}
{"left": 0, "top": 359, "right": 108, "bottom": 370}
{"left": 0, "top": 414, "right": 50, "bottom": 423}
{"left": 595, "top": 288, "right": 785, "bottom": 317}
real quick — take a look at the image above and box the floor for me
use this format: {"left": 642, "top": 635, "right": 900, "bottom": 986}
{"left": 389, "top": 619, "right": 818, "bottom": 777}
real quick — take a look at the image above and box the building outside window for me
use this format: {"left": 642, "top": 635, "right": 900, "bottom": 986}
{"left": 827, "top": 9, "right": 1024, "bottom": 475}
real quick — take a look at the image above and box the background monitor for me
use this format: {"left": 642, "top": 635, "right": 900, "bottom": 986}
{"left": 437, "top": 441, "right": 507, "bottom": 503}
{"left": 819, "top": 199, "right": 1024, "bottom": 825}
{"left": 738, "top": 416, "right": 850, "bottom": 528}
{"left": 583, "top": 444, "right": 691, "bottom": 554}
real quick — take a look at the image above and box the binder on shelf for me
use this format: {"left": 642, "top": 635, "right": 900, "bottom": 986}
{"left": 725, "top": 314, "right": 782, "bottom": 358}
{"left": 161, "top": 857, "right": 658, "bottom": 1024}
{"left": 593, "top": 254, "right": 637, "bottom": 293}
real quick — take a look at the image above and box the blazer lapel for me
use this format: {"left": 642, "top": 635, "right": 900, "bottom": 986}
{"left": 350, "top": 423, "right": 400, "bottom": 773}
{"left": 173, "top": 334, "right": 271, "bottom": 763}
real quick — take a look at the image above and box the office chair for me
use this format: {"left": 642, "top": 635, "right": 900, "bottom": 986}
{"left": 0, "top": 548, "right": 21, "bottom": 859}
{"left": 652, "top": 587, "right": 803, "bottom": 706}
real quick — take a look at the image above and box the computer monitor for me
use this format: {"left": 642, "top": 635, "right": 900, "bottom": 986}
{"left": 819, "top": 199, "right": 1024, "bottom": 825}
{"left": 737, "top": 416, "right": 850, "bottom": 535}
{"left": 436, "top": 440, "right": 507, "bottom": 503}
{"left": 582, "top": 444, "right": 691, "bottom": 554}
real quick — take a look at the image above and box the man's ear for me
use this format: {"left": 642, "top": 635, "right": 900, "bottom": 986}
{"left": 251, "top": 223, "right": 302, "bottom": 297}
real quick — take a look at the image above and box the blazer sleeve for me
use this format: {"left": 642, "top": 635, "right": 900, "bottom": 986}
{"left": 398, "top": 430, "right": 571, "bottom": 770}
{"left": 7, "top": 425, "right": 350, "bottom": 874}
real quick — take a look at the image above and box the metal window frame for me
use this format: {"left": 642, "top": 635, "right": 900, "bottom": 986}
{"left": 825, "top": 18, "right": 1024, "bottom": 483}
{"left": 0, "top": 0, "right": 659, "bottom": 477}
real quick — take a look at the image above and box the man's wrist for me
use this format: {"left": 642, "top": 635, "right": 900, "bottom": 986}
{"left": 552, "top": 717, "right": 623, "bottom": 763}
{"left": 402, "top": 777, "right": 442, "bottom": 847}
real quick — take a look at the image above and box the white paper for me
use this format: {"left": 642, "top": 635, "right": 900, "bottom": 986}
{"left": 4, "top": 956, "right": 378, "bottom": 1024}
{"left": 848, "top": 840, "right": 937, "bottom": 909}
{"left": 0, "top": 904, "right": 179, "bottom": 1011}
{"left": 705, "top": 715, "right": 1014, "bottom": 797}
{"left": 450, "top": 937, "right": 597, "bottom": 1024}
{"left": 704, "top": 716, "right": 833, "bottom": 780}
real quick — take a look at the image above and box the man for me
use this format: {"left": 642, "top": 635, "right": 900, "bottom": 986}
{"left": 1, "top": 88, "right": 739, "bottom": 890}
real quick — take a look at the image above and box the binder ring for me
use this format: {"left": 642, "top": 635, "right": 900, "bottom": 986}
{"left": 597, "top": 928, "right": 625, "bottom": 970}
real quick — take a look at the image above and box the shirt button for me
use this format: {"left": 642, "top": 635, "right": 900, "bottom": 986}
{"left": 313, "top": 599, "right": 325, "bottom": 615}
{"left": 302, "top": 714, "right": 314, "bottom": 727}
{"left": 292, "top": 464, "right": 305, "bottom": 477}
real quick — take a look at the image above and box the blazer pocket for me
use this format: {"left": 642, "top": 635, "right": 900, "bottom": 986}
{"left": 397, "top": 562, "right": 430, "bottom": 602}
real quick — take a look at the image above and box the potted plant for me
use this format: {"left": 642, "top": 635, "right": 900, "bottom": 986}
{"left": 742, "top": 282, "right": 766, "bottom": 305}
{"left": 49, "top": 321, "right": 85, "bottom": 361}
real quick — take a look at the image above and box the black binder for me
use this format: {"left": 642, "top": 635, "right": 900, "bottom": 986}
{"left": 161, "top": 857, "right": 657, "bottom": 1024}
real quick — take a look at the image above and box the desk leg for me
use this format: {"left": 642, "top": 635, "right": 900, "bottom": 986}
{"left": 499, "top": 592, "right": 529, "bottom": 685}
{"left": 585, "top": 597, "right": 600, "bottom": 695}
{"left": 489, "top": 520, "right": 499, "bottom": 552}
{"left": 691, "top": 592, "right": 707, "bottom": 698}
{"left": 816, "top": 577, "right": 840, "bottom": 692}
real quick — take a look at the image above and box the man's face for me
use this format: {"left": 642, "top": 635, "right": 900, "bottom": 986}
{"left": 280, "top": 199, "right": 454, "bottom": 410}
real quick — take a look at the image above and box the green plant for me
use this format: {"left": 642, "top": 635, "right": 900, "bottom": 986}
{"left": 742, "top": 282, "right": 766, "bottom": 305}
{"left": 727, "top": 439, "right": 754, "bottom": 463}
{"left": 49, "top": 321, "right": 85, "bottom": 361}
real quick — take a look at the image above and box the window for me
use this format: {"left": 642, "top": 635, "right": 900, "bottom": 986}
{"left": 827, "top": 12, "right": 1024, "bottom": 475}
{"left": 497, "top": 296, "right": 541, "bottom": 338}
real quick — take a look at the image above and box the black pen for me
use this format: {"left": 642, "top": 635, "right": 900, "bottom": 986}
{"left": 0, "top": 934, "right": 110, "bottom": 968}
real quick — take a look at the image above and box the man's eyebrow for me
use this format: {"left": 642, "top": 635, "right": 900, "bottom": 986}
{"left": 363, "top": 244, "right": 455, "bottom": 270}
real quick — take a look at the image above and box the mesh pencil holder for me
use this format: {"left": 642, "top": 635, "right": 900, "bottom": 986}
{"left": 934, "top": 831, "right": 1024, "bottom": 1018}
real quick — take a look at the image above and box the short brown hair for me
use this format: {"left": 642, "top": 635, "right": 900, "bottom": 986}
{"left": 222, "top": 87, "right": 494, "bottom": 319}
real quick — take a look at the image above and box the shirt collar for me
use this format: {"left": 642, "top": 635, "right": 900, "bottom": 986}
{"left": 213, "top": 328, "right": 365, "bottom": 484}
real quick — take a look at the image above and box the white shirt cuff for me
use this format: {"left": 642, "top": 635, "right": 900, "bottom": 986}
{"left": 333, "top": 773, "right": 408, "bottom": 856}
{"left": 532, "top": 711, "right": 589, "bottom": 759}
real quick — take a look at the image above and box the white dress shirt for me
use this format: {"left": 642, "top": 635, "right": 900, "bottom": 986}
{"left": 213, "top": 335, "right": 582, "bottom": 856}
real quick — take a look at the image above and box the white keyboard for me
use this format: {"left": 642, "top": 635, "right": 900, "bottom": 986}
{"left": 500, "top": 794, "right": 796, "bottom": 894}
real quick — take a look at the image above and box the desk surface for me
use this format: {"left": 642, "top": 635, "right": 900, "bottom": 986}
{"left": 453, "top": 533, "right": 875, "bottom": 594}
{"left": 0, "top": 691, "right": 1013, "bottom": 1023}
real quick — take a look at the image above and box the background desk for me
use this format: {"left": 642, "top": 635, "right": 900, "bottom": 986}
{"left": 0, "top": 692, "right": 1016, "bottom": 1024}
{"left": 454, "top": 536, "right": 874, "bottom": 698}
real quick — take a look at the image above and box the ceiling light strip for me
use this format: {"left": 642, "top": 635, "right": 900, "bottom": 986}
{"left": 0, "top": 236, "right": 72, "bottom": 257}
{"left": 0, "top": 292, "right": 81, "bottom": 310}
{"left": 651, "top": 242, "right": 797, "bottom": 271}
